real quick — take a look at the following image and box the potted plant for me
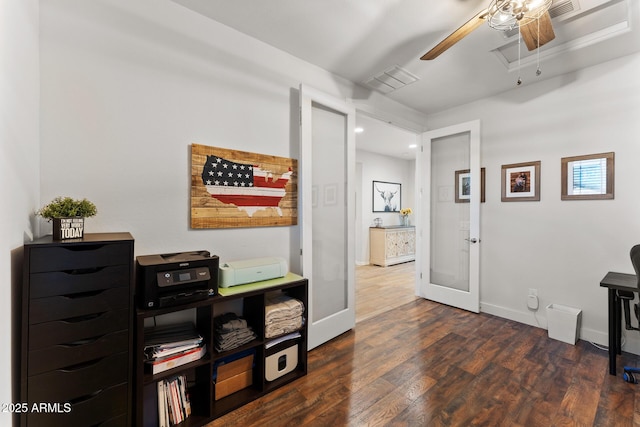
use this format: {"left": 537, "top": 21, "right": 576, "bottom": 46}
{"left": 36, "top": 196, "right": 97, "bottom": 240}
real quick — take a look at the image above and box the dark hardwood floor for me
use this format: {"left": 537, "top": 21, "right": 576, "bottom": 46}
{"left": 210, "top": 295, "right": 640, "bottom": 426}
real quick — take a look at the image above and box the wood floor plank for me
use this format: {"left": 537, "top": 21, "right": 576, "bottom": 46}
{"left": 355, "top": 262, "right": 417, "bottom": 323}
{"left": 559, "top": 377, "right": 601, "bottom": 425}
{"left": 496, "top": 323, "right": 545, "bottom": 371}
{"left": 281, "top": 382, "right": 352, "bottom": 426}
{"left": 209, "top": 263, "right": 640, "bottom": 426}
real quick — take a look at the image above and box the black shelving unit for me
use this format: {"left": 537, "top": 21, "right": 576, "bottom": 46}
{"left": 134, "top": 277, "right": 308, "bottom": 426}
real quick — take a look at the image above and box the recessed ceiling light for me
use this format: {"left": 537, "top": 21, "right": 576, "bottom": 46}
{"left": 355, "top": 127, "right": 364, "bottom": 133}
{"left": 409, "top": 144, "right": 417, "bottom": 149}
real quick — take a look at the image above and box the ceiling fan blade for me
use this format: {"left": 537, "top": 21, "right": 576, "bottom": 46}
{"left": 420, "top": 9, "right": 489, "bottom": 60}
{"left": 519, "top": 11, "right": 555, "bottom": 51}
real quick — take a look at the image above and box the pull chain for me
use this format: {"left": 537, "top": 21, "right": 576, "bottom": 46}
{"left": 536, "top": 17, "right": 542, "bottom": 76}
{"left": 517, "top": 26, "right": 522, "bottom": 86}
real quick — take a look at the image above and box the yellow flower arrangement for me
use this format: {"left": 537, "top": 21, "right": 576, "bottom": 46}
{"left": 400, "top": 208, "right": 412, "bottom": 216}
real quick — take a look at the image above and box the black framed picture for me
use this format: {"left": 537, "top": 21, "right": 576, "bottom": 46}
{"left": 372, "top": 181, "right": 401, "bottom": 212}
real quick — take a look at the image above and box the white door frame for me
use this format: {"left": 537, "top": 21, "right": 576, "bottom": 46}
{"left": 299, "top": 84, "right": 356, "bottom": 349}
{"left": 416, "top": 120, "right": 481, "bottom": 313}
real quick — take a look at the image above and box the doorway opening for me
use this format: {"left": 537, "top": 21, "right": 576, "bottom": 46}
{"left": 354, "top": 112, "right": 420, "bottom": 323}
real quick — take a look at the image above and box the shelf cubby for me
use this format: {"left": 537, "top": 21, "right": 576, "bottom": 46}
{"left": 135, "top": 276, "right": 308, "bottom": 426}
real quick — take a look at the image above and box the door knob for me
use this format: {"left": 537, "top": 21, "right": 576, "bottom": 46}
{"left": 465, "top": 238, "right": 478, "bottom": 243}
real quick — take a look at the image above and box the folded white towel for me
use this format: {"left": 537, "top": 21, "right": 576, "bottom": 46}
{"left": 265, "top": 317, "right": 303, "bottom": 338}
{"left": 264, "top": 294, "right": 305, "bottom": 338}
{"left": 265, "top": 294, "right": 304, "bottom": 323}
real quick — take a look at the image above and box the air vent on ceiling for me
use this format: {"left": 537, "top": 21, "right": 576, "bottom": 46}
{"left": 363, "top": 65, "right": 420, "bottom": 94}
{"left": 503, "top": 0, "right": 581, "bottom": 38}
{"left": 549, "top": 0, "right": 578, "bottom": 18}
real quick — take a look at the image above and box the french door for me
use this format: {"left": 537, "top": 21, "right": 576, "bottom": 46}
{"left": 299, "top": 84, "right": 356, "bottom": 349}
{"left": 418, "top": 120, "right": 481, "bottom": 312}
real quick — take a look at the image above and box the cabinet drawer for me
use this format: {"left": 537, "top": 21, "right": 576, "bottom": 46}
{"left": 29, "top": 287, "right": 130, "bottom": 324}
{"left": 28, "top": 351, "right": 128, "bottom": 402}
{"left": 27, "top": 382, "right": 128, "bottom": 427}
{"left": 29, "top": 242, "right": 132, "bottom": 273}
{"left": 29, "top": 329, "right": 128, "bottom": 375}
{"left": 30, "top": 265, "right": 130, "bottom": 299}
{"left": 29, "top": 308, "right": 129, "bottom": 351}
{"left": 95, "top": 413, "right": 128, "bottom": 427}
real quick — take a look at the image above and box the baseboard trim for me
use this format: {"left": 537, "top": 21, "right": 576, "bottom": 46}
{"left": 480, "top": 301, "right": 613, "bottom": 351}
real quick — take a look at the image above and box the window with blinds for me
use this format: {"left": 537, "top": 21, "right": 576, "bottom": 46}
{"left": 561, "top": 152, "right": 614, "bottom": 200}
{"left": 568, "top": 158, "right": 607, "bottom": 195}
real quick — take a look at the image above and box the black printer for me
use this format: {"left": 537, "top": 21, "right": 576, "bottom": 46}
{"left": 136, "top": 250, "right": 219, "bottom": 309}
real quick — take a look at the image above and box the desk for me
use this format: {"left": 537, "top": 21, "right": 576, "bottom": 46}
{"left": 600, "top": 271, "right": 638, "bottom": 375}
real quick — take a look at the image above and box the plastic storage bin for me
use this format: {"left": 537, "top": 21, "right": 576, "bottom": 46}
{"left": 546, "top": 303, "right": 582, "bottom": 344}
{"left": 265, "top": 343, "right": 298, "bottom": 381}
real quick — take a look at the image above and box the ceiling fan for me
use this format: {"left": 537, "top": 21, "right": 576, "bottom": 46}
{"left": 421, "top": 0, "right": 555, "bottom": 60}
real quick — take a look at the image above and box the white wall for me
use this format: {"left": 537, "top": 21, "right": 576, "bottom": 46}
{"left": 38, "top": 0, "right": 424, "bottom": 271}
{"left": 1, "top": 0, "right": 40, "bottom": 421}
{"left": 356, "top": 150, "right": 415, "bottom": 264}
{"left": 425, "top": 52, "right": 640, "bottom": 351}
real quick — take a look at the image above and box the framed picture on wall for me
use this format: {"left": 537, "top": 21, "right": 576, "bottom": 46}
{"left": 561, "top": 152, "right": 614, "bottom": 200}
{"left": 372, "top": 181, "right": 401, "bottom": 212}
{"left": 501, "top": 161, "right": 541, "bottom": 202}
{"left": 455, "top": 168, "right": 485, "bottom": 203}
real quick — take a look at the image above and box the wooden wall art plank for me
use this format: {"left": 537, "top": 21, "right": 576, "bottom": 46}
{"left": 191, "top": 144, "right": 298, "bottom": 228}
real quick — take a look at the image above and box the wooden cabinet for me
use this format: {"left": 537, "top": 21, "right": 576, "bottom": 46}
{"left": 20, "top": 233, "right": 134, "bottom": 427}
{"left": 134, "top": 275, "right": 308, "bottom": 426}
{"left": 369, "top": 226, "right": 416, "bottom": 266}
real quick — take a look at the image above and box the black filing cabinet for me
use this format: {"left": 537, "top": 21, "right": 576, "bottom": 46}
{"left": 20, "top": 233, "right": 134, "bottom": 426}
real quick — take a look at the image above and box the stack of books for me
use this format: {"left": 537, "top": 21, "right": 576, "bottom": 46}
{"left": 157, "top": 375, "right": 191, "bottom": 427}
{"left": 144, "top": 322, "right": 206, "bottom": 375}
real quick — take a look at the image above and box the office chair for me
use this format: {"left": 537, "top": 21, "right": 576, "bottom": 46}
{"left": 617, "top": 244, "right": 640, "bottom": 331}
{"left": 624, "top": 366, "right": 640, "bottom": 383}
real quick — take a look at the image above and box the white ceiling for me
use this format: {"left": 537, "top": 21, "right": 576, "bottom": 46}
{"left": 171, "top": 0, "right": 640, "bottom": 158}
{"left": 356, "top": 113, "right": 420, "bottom": 159}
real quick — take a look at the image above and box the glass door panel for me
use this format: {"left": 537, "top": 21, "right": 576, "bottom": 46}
{"left": 419, "top": 120, "right": 480, "bottom": 313}
{"left": 299, "top": 85, "right": 355, "bottom": 349}
{"left": 430, "top": 133, "right": 470, "bottom": 292}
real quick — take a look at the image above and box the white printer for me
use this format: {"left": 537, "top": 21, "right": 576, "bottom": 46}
{"left": 218, "top": 257, "right": 288, "bottom": 288}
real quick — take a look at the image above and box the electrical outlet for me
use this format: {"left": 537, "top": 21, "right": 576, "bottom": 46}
{"left": 528, "top": 288, "right": 538, "bottom": 297}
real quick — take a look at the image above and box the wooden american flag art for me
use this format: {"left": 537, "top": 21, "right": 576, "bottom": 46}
{"left": 191, "top": 144, "right": 298, "bottom": 228}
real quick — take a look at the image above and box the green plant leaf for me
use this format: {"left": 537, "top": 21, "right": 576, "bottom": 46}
{"left": 36, "top": 196, "right": 97, "bottom": 220}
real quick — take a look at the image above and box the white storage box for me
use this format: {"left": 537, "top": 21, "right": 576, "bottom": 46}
{"left": 546, "top": 303, "right": 582, "bottom": 345}
{"left": 265, "top": 343, "right": 298, "bottom": 381}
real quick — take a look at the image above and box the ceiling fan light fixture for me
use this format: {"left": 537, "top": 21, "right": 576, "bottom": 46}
{"left": 487, "top": 0, "right": 552, "bottom": 31}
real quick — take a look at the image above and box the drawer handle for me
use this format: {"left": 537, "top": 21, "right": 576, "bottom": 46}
{"left": 60, "top": 356, "right": 104, "bottom": 372}
{"left": 61, "top": 244, "right": 106, "bottom": 252}
{"left": 63, "top": 267, "right": 105, "bottom": 275}
{"left": 68, "top": 388, "right": 103, "bottom": 405}
{"left": 63, "top": 289, "right": 105, "bottom": 299}
{"left": 61, "top": 334, "right": 105, "bottom": 348}
{"left": 61, "top": 311, "right": 107, "bottom": 324}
